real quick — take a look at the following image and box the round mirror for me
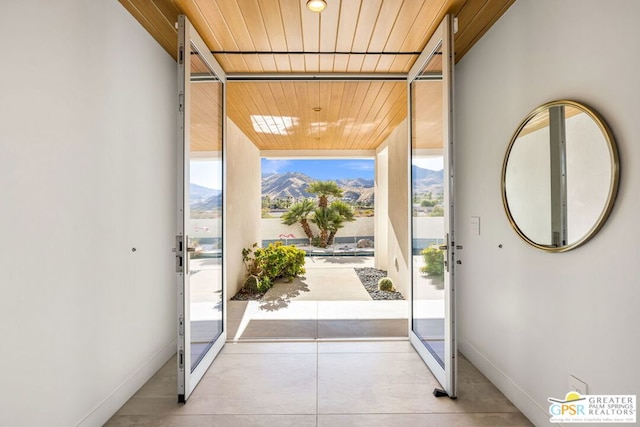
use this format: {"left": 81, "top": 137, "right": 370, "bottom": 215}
{"left": 501, "top": 100, "right": 619, "bottom": 252}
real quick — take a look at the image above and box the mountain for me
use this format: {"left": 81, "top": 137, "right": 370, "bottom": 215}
{"left": 190, "top": 183, "right": 219, "bottom": 201}
{"left": 192, "top": 193, "right": 222, "bottom": 210}
{"left": 411, "top": 166, "right": 444, "bottom": 194}
{"left": 262, "top": 172, "right": 316, "bottom": 199}
{"left": 336, "top": 178, "right": 374, "bottom": 188}
{"left": 262, "top": 172, "right": 375, "bottom": 205}
{"left": 189, "top": 183, "right": 221, "bottom": 210}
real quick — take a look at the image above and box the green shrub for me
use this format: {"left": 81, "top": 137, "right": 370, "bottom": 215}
{"left": 242, "top": 242, "right": 306, "bottom": 292}
{"left": 378, "top": 277, "right": 395, "bottom": 292}
{"left": 420, "top": 246, "right": 445, "bottom": 277}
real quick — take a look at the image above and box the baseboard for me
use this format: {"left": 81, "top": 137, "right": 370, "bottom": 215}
{"left": 76, "top": 339, "right": 176, "bottom": 427}
{"left": 459, "top": 339, "right": 557, "bottom": 427}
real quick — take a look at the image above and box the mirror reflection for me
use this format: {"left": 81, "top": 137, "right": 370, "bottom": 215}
{"left": 502, "top": 100, "right": 619, "bottom": 251}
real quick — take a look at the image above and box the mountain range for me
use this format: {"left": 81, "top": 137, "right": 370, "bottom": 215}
{"left": 262, "top": 172, "right": 375, "bottom": 205}
{"left": 189, "top": 166, "right": 443, "bottom": 210}
{"left": 262, "top": 167, "right": 443, "bottom": 205}
{"left": 411, "top": 166, "right": 445, "bottom": 194}
{"left": 190, "top": 183, "right": 221, "bottom": 210}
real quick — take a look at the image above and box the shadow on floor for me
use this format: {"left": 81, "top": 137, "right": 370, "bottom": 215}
{"left": 259, "top": 277, "right": 311, "bottom": 312}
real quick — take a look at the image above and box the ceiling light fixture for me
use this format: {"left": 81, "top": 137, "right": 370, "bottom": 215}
{"left": 306, "top": 0, "right": 327, "bottom": 13}
{"left": 312, "top": 106, "right": 323, "bottom": 112}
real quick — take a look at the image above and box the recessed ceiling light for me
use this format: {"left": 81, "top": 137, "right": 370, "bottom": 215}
{"left": 312, "top": 106, "right": 323, "bottom": 112}
{"left": 306, "top": 0, "right": 327, "bottom": 13}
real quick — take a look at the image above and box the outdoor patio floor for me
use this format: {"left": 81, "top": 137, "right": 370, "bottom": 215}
{"left": 228, "top": 256, "right": 409, "bottom": 340}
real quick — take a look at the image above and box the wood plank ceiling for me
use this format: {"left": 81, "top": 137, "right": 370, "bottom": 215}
{"left": 121, "top": 0, "right": 514, "bottom": 151}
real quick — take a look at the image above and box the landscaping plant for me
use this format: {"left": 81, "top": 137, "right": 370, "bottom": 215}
{"left": 242, "top": 242, "right": 306, "bottom": 292}
{"left": 378, "top": 277, "right": 396, "bottom": 292}
{"left": 420, "top": 246, "right": 445, "bottom": 277}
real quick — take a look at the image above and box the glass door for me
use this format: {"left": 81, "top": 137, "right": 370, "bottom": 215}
{"left": 408, "top": 15, "right": 457, "bottom": 398}
{"left": 176, "top": 15, "right": 226, "bottom": 403}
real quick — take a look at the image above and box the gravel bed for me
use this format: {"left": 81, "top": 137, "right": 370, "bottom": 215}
{"left": 231, "top": 289, "right": 266, "bottom": 301}
{"left": 354, "top": 267, "right": 405, "bottom": 300}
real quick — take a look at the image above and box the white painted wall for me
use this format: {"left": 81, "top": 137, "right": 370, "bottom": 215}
{"left": 455, "top": 1, "right": 640, "bottom": 425}
{"left": 0, "top": 2, "right": 176, "bottom": 426}
{"left": 226, "top": 120, "right": 262, "bottom": 298}
{"left": 386, "top": 119, "right": 410, "bottom": 298}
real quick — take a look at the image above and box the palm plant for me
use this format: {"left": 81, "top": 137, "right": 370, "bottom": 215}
{"left": 307, "top": 181, "right": 343, "bottom": 208}
{"left": 327, "top": 200, "right": 356, "bottom": 245}
{"left": 311, "top": 207, "right": 340, "bottom": 247}
{"left": 281, "top": 199, "right": 315, "bottom": 240}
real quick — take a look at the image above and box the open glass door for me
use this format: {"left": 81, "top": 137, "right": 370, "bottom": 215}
{"left": 408, "top": 15, "right": 457, "bottom": 398}
{"left": 176, "top": 15, "right": 226, "bottom": 403}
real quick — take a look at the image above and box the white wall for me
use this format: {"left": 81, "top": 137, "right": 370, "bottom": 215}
{"left": 455, "top": 1, "right": 640, "bottom": 425}
{"left": 0, "top": 2, "right": 176, "bottom": 426}
{"left": 226, "top": 120, "right": 262, "bottom": 297}
{"left": 386, "top": 119, "right": 410, "bottom": 298}
{"left": 262, "top": 217, "right": 374, "bottom": 241}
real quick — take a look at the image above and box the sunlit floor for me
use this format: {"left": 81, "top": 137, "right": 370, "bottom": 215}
{"left": 105, "top": 341, "right": 532, "bottom": 426}
{"left": 228, "top": 256, "right": 409, "bottom": 340}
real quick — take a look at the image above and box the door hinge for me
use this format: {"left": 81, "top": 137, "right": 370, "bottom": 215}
{"left": 173, "top": 235, "right": 184, "bottom": 273}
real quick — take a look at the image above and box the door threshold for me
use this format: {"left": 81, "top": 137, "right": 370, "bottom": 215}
{"left": 227, "top": 337, "right": 410, "bottom": 344}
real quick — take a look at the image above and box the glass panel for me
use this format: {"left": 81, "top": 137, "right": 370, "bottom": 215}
{"left": 188, "top": 44, "right": 223, "bottom": 372}
{"left": 411, "top": 42, "right": 446, "bottom": 368}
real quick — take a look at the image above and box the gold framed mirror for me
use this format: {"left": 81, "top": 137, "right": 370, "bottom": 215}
{"left": 501, "top": 100, "right": 620, "bottom": 252}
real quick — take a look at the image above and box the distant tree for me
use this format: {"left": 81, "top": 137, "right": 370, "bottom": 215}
{"left": 262, "top": 195, "right": 271, "bottom": 209}
{"left": 430, "top": 206, "right": 444, "bottom": 217}
{"left": 281, "top": 199, "right": 315, "bottom": 240}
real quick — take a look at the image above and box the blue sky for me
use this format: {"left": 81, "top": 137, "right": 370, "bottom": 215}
{"left": 261, "top": 159, "right": 374, "bottom": 180}
{"left": 191, "top": 157, "right": 444, "bottom": 189}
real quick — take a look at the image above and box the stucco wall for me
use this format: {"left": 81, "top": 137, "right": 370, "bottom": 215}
{"left": 386, "top": 119, "right": 410, "bottom": 298}
{"left": 226, "top": 120, "right": 262, "bottom": 297}
{"left": 375, "top": 147, "right": 390, "bottom": 269}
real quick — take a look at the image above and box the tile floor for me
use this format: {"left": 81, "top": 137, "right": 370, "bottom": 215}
{"left": 106, "top": 341, "right": 532, "bottom": 426}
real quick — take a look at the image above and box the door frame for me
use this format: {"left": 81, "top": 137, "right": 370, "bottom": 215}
{"left": 176, "top": 14, "right": 227, "bottom": 403}
{"left": 406, "top": 14, "right": 457, "bottom": 398}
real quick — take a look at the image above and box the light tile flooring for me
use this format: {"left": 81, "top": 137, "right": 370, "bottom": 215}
{"left": 106, "top": 341, "right": 532, "bottom": 426}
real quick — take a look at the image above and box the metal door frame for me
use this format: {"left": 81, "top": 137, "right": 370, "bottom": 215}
{"left": 407, "top": 14, "right": 457, "bottom": 398}
{"left": 176, "top": 14, "right": 227, "bottom": 403}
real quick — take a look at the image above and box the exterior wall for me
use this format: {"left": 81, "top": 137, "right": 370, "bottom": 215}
{"left": 375, "top": 146, "right": 389, "bottom": 269}
{"left": 226, "top": 119, "right": 262, "bottom": 298}
{"left": 386, "top": 119, "right": 410, "bottom": 298}
{"left": 0, "top": 2, "right": 177, "bottom": 425}
{"left": 262, "top": 217, "right": 374, "bottom": 242}
{"left": 455, "top": 1, "right": 640, "bottom": 425}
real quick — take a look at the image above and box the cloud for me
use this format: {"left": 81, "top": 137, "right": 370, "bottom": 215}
{"left": 262, "top": 159, "right": 291, "bottom": 175}
{"left": 343, "top": 160, "right": 374, "bottom": 171}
